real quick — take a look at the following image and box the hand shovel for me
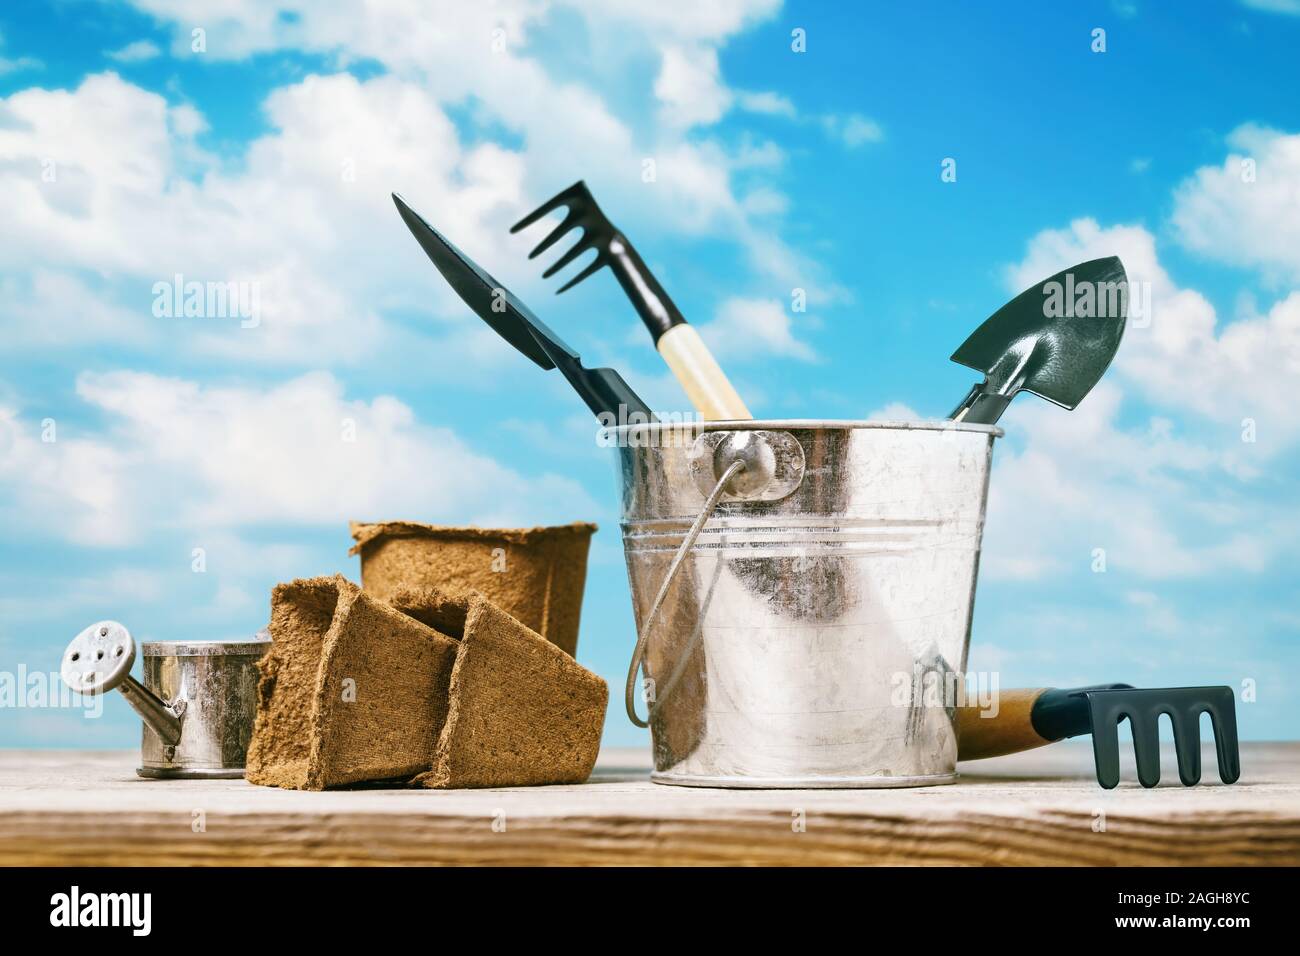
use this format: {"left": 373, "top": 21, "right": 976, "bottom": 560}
{"left": 949, "top": 256, "right": 1128, "bottom": 424}
{"left": 392, "top": 193, "right": 655, "bottom": 424}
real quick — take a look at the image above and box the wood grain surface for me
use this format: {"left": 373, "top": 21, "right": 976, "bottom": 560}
{"left": 1, "top": 744, "right": 1296, "bottom": 866}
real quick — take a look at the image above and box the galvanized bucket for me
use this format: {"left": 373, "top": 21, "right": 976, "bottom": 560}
{"left": 612, "top": 419, "right": 1000, "bottom": 788}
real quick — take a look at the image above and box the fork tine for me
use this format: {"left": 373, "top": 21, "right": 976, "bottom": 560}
{"left": 1206, "top": 689, "right": 1241, "bottom": 784}
{"left": 556, "top": 254, "right": 607, "bottom": 294}
{"left": 510, "top": 181, "right": 588, "bottom": 233}
{"left": 527, "top": 213, "right": 582, "bottom": 260}
{"left": 541, "top": 236, "right": 597, "bottom": 279}
{"left": 1169, "top": 706, "right": 1202, "bottom": 786}
{"left": 1130, "top": 708, "right": 1162, "bottom": 788}
{"left": 1087, "top": 693, "right": 1123, "bottom": 789}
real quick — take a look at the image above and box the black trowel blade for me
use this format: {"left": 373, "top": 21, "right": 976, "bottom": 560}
{"left": 393, "top": 192, "right": 561, "bottom": 369}
{"left": 952, "top": 256, "right": 1128, "bottom": 410}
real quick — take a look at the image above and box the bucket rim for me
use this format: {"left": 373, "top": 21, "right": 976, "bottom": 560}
{"left": 603, "top": 418, "right": 1003, "bottom": 437}
{"left": 142, "top": 634, "right": 271, "bottom": 657}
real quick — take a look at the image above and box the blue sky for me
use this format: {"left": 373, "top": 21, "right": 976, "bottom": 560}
{"left": 1, "top": 0, "right": 1297, "bottom": 749}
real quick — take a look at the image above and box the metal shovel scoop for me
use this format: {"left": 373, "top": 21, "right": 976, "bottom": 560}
{"left": 393, "top": 193, "right": 655, "bottom": 424}
{"left": 949, "top": 256, "right": 1128, "bottom": 424}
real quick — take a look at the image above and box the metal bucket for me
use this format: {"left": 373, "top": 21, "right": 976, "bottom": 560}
{"left": 613, "top": 419, "right": 1000, "bottom": 788}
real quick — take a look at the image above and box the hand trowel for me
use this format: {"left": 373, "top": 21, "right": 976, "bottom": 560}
{"left": 393, "top": 192, "right": 655, "bottom": 424}
{"left": 949, "top": 256, "right": 1128, "bottom": 425}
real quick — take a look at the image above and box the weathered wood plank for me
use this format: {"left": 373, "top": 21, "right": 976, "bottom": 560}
{"left": 1, "top": 744, "right": 1296, "bottom": 866}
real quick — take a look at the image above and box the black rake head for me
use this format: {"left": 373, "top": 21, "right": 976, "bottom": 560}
{"left": 1084, "top": 686, "right": 1240, "bottom": 789}
{"left": 510, "top": 180, "right": 617, "bottom": 294}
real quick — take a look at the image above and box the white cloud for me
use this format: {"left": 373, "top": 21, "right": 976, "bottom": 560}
{"left": 979, "top": 216, "right": 1300, "bottom": 583}
{"left": 733, "top": 137, "right": 785, "bottom": 169}
{"left": 112, "top": 0, "right": 818, "bottom": 284}
{"left": 981, "top": 381, "right": 1280, "bottom": 581}
{"left": 867, "top": 402, "right": 921, "bottom": 422}
{"left": 696, "top": 295, "right": 817, "bottom": 361}
{"left": 1009, "top": 216, "right": 1300, "bottom": 448}
{"left": 0, "top": 567, "right": 166, "bottom": 622}
{"left": 840, "top": 114, "right": 885, "bottom": 147}
{"left": 0, "top": 2, "right": 847, "bottom": 584}
{"left": 0, "top": 70, "right": 531, "bottom": 364}
{"left": 654, "top": 45, "right": 732, "bottom": 128}
{"left": 126, "top": 0, "right": 781, "bottom": 57}
{"left": 1, "top": 3, "right": 831, "bottom": 367}
{"left": 740, "top": 186, "right": 788, "bottom": 216}
{"left": 0, "top": 371, "right": 597, "bottom": 547}
{"left": 106, "top": 40, "right": 162, "bottom": 63}
{"left": 821, "top": 112, "right": 885, "bottom": 148}
{"left": 737, "top": 90, "right": 796, "bottom": 117}
{"left": 0, "top": 29, "right": 41, "bottom": 75}
{"left": 0, "top": 54, "right": 41, "bottom": 75}
{"left": 1172, "top": 125, "right": 1300, "bottom": 281}
{"left": 0, "top": 270, "right": 153, "bottom": 349}
{"left": 555, "top": 0, "right": 782, "bottom": 41}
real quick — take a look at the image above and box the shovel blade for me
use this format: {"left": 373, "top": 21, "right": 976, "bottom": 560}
{"left": 952, "top": 256, "right": 1128, "bottom": 410}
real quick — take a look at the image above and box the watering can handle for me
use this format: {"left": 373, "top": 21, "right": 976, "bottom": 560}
{"left": 624, "top": 459, "right": 747, "bottom": 728}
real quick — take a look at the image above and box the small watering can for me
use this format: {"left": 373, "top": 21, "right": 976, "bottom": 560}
{"left": 61, "top": 621, "right": 268, "bottom": 778}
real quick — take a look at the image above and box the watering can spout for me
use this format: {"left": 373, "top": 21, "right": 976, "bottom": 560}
{"left": 117, "top": 674, "right": 184, "bottom": 746}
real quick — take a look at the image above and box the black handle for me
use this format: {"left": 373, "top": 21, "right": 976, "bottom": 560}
{"left": 565, "top": 361, "right": 656, "bottom": 424}
{"left": 604, "top": 230, "right": 687, "bottom": 344}
{"left": 1030, "top": 683, "right": 1134, "bottom": 742}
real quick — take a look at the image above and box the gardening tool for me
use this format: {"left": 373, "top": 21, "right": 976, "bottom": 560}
{"left": 616, "top": 418, "right": 1000, "bottom": 787}
{"left": 949, "top": 256, "right": 1128, "bottom": 424}
{"left": 956, "top": 684, "right": 1240, "bottom": 788}
{"left": 393, "top": 192, "right": 655, "bottom": 424}
{"left": 511, "top": 181, "right": 752, "bottom": 421}
{"left": 60, "top": 620, "right": 268, "bottom": 778}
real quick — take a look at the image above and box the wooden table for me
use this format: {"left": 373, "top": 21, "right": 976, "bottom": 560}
{"left": 2, "top": 744, "right": 1297, "bottom": 866}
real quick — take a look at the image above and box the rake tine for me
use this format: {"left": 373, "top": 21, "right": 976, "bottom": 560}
{"left": 507, "top": 179, "right": 753, "bottom": 420}
{"left": 1126, "top": 707, "right": 1161, "bottom": 788}
{"left": 555, "top": 253, "right": 608, "bottom": 293}
{"left": 1087, "top": 694, "right": 1125, "bottom": 789}
{"left": 1169, "top": 705, "right": 1202, "bottom": 786}
{"left": 1205, "top": 689, "right": 1241, "bottom": 784}
{"left": 509, "top": 181, "right": 588, "bottom": 234}
{"left": 526, "top": 212, "right": 582, "bottom": 260}
{"left": 541, "top": 235, "right": 598, "bottom": 279}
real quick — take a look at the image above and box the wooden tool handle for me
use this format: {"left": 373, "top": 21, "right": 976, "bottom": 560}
{"left": 956, "top": 684, "right": 1130, "bottom": 761}
{"left": 955, "top": 688, "right": 1053, "bottom": 761}
{"left": 656, "top": 324, "right": 752, "bottom": 421}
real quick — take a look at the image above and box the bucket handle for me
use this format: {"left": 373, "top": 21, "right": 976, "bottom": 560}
{"left": 624, "top": 458, "right": 747, "bottom": 728}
